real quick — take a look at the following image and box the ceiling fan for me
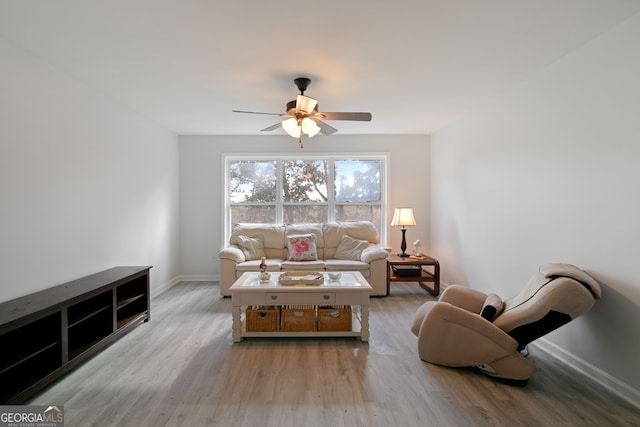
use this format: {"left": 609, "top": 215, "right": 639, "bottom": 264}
{"left": 232, "top": 77, "right": 372, "bottom": 147}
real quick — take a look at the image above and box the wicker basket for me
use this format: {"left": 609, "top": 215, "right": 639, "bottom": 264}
{"left": 281, "top": 305, "right": 316, "bottom": 331}
{"left": 246, "top": 306, "right": 280, "bottom": 332}
{"left": 317, "top": 306, "right": 352, "bottom": 331}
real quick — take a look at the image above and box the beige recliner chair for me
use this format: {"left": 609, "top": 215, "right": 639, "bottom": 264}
{"left": 411, "top": 263, "right": 601, "bottom": 384}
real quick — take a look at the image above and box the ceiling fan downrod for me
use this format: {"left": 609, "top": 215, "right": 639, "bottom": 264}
{"left": 294, "top": 77, "right": 311, "bottom": 95}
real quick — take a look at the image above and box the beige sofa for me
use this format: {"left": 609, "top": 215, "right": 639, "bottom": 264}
{"left": 218, "top": 221, "right": 389, "bottom": 296}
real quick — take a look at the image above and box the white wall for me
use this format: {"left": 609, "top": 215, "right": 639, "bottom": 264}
{"left": 0, "top": 36, "right": 180, "bottom": 302}
{"left": 430, "top": 14, "right": 640, "bottom": 398}
{"left": 179, "top": 134, "right": 430, "bottom": 280}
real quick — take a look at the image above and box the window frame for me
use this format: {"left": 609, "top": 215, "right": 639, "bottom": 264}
{"left": 223, "top": 153, "right": 389, "bottom": 244}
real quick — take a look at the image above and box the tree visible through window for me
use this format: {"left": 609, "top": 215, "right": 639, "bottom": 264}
{"left": 226, "top": 155, "right": 386, "bottom": 237}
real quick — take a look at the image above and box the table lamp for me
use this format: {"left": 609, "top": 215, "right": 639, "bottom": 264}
{"left": 390, "top": 207, "right": 416, "bottom": 257}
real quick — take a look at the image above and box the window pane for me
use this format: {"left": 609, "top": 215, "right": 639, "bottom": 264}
{"left": 225, "top": 155, "right": 388, "bottom": 244}
{"left": 335, "top": 160, "right": 381, "bottom": 202}
{"left": 283, "top": 205, "right": 328, "bottom": 224}
{"left": 336, "top": 204, "right": 382, "bottom": 233}
{"left": 231, "top": 205, "right": 276, "bottom": 224}
{"left": 282, "top": 160, "right": 328, "bottom": 202}
{"left": 229, "top": 160, "right": 277, "bottom": 203}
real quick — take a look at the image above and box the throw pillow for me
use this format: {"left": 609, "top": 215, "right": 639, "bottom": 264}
{"left": 287, "top": 234, "right": 318, "bottom": 261}
{"left": 480, "top": 293, "right": 505, "bottom": 321}
{"left": 334, "top": 235, "right": 369, "bottom": 261}
{"left": 236, "top": 235, "right": 266, "bottom": 260}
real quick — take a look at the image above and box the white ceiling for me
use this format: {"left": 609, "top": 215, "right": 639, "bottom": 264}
{"left": 1, "top": 1, "right": 639, "bottom": 136}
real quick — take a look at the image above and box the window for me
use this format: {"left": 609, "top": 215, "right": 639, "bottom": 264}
{"left": 225, "top": 154, "right": 388, "bottom": 241}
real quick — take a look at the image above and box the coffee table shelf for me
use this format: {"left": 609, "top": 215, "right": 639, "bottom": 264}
{"left": 241, "top": 309, "right": 363, "bottom": 339}
{"left": 230, "top": 272, "right": 371, "bottom": 342}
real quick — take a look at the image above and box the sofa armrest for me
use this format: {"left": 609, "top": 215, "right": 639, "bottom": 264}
{"left": 360, "top": 245, "right": 388, "bottom": 263}
{"left": 218, "top": 245, "right": 246, "bottom": 264}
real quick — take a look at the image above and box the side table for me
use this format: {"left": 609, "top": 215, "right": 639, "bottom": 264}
{"left": 387, "top": 254, "right": 440, "bottom": 296}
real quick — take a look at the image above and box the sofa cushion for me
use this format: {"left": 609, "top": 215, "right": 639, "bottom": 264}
{"left": 323, "top": 221, "right": 380, "bottom": 247}
{"left": 287, "top": 234, "right": 318, "bottom": 261}
{"left": 236, "top": 235, "right": 266, "bottom": 260}
{"left": 323, "top": 259, "right": 369, "bottom": 271}
{"left": 281, "top": 260, "right": 326, "bottom": 270}
{"left": 230, "top": 223, "right": 285, "bottom": 249}
{"left": 334, "top": 235, "right": 370, "bottom": 261}
{"left": 236, "top": 259, "right": 283, "bottom": 272}
{"left": 285, "top": 223, "right": 324, "bottom": 246}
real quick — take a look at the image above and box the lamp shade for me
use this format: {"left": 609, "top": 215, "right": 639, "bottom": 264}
{"left": 390, "top": 207, "right": 416, "bottom": 227}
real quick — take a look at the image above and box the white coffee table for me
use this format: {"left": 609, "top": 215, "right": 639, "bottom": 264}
{"left": 230, "top": 271, "right": 372, "bottom": 342}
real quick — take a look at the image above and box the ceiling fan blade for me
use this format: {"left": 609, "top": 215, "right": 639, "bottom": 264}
{"left": 296, "top": 95, "right": 318, "bottom": 114}
{"left": 313, "top": 118, "right": 338, "bottom": 136}
{"left": 232, "top": 110, "right": 287, "bottom": 116}
{"left": 316, "top": 112, "right": 372, "bottom": 121}
{"left": 261, "top": 122, "right": 282, "bottom": 132}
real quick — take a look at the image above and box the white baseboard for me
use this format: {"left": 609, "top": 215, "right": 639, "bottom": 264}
{"left": 532, "top": 338, "right": 640, "bottom": 410}
{"left": 151, "top": 277, "right": 180, "bottom": 298}
{"left": 151, "top": 275, "right": 217, "bottom": 299}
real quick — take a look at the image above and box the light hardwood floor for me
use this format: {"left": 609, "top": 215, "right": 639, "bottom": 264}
{"left": 29, "top": 281, "right": 639, "bottom": 426}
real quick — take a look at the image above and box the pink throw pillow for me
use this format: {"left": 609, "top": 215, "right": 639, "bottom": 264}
{"left": 287, "top": 234, "right": 318, "bottom": 261}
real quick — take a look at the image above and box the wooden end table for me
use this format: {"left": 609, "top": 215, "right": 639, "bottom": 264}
{"left": 387, "top": 254, "right": 440, "bottom": 296}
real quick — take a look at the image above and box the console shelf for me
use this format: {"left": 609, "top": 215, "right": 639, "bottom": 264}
{"left": 117, "top": 294, "right": 144, "bottom": 309}
{"left": 0, "top": 266, "right": 151, "bottom": 404}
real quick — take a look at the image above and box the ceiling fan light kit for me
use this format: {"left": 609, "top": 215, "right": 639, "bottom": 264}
{"left": 282, "top": 117, "right": 321, "bottom": 140}
{"left": 233, "top": 77, "right": 372, "bottom": 148}
{"left": 301, "top": 117, "right": 321, "bottom": 137}
{"left": 282, "top": 118, "right": 301, "bottom": 138}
